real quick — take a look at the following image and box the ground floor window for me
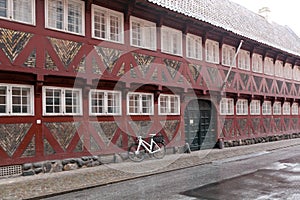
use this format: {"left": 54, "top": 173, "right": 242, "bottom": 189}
{"left": 250, "top": 100, "right": 260, "bottom": 115}
{"left": 220, "top": 98, "right": 234, "bottom": 115}
{"left": 0, "top": 84, "right": 34, "bottom": 116}
{"left": 236, "top": 99, "right": 248, "bottom": 115}
{"left": 89, "top": 90, "right": 121, "bottom": 115}
{"left": 158, "top": 94, "right": 180, "bottom": 115}
{"left": 127, "top": 92, "right": 153, "bottom": 115}
{"left": 262, "top": 101, "right": 272, "bottom": 115}
{"left": 43, "top": 86, "right": 82, "bottom": 115}
{"left": 292, "top": 103, "right": 299, "bottom": 115}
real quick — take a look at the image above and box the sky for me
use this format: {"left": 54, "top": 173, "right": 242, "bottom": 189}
{"left": 230, "top": 0, "right": 300, "bottom": 37}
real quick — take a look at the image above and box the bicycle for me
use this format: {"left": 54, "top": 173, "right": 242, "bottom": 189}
{"left": 128, "top": 133, "right": 166, "bottom": 162}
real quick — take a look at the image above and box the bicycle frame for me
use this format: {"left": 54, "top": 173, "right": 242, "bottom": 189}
{"left": 135, "top": 136, "right": 161, "bottom": 154}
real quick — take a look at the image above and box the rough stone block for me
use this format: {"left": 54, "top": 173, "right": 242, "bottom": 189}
{"left": 63, "top": 163, "right": 78, "bottom": 171}
{"left": 22, "top": 163, "right": 32, "bottom": 171}
{"left": 23, "top": 170, "right": 35, "bottom": 176}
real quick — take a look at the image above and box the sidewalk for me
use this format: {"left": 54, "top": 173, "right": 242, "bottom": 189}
{"left": 1, "top": 138, "right": 300, "bottom": 200}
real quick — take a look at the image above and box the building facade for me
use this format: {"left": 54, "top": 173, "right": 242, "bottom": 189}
{"left": 1, "top": 0, "right": 300, "bottom": 171}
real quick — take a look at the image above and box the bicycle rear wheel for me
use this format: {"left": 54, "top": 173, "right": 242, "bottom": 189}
{"left": 153, "top": 142, "right": 166, "bottom": 159}
{"left": 128, "top": 144, "right": 145, "bottom": 162}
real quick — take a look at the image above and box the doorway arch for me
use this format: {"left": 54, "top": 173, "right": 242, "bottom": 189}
{"left": 184, "top": 99, "right": 217, "bottom": 151}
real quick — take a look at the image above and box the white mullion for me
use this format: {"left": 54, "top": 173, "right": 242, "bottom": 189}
{"left": 139, "top": 94, "right": 142, "bottom": 114}
{"left": 64, "top": 0, "right": 68, "bottom": 31}
{"left": 104, "top": 92, "right": 108, "bottom": 114}
{"left": 61, "top": 89, "right": 65, "bottom": 114}
{"left": 167, "top": 96, "right": 171, "bottom": 114}
{"left": 7, "top": 86, "right": 11, "bottom": 115}
{"left": 106, "top": 11, "right": 110, "bottom": 41}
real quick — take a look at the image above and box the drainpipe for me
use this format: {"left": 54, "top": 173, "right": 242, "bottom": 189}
{"left": 221, "top": 40, "right": 244, "bottom": 91}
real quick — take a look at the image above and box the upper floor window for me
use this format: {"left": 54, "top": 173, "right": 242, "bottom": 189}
{"left": 293, "top": 65, "right": 300, "bottom": 81}
{"left": 0, "top": 0, "right": 35, "bottom": 25}
{"left": 127, "top": 92, "right": 153, "bottom": 115}
{"left": 43, "top": 86, "right": 82, "bottom": 115}
{"left": 236, "top": 99, "right": 248, "bottom": 115}
{"left": 274, "top": 60, "right": 283, "bottom": 77}
{"left": 0, "top": 84, "right": 34, "bottom": 116}
{"left": 161, "top": 26, "right": 182, "bottom": 56}
{"left": 283, "top": 102, "right": 290, "bottom": 115}
{"left": 273, "top": 102, "right": 281, "bottom": 115}
{"left": 46, "top": 0, "right": 85, "bottom": 35}
{"left": 92, "top": 5, "right": 123, "bottom": 43}
{"left": 89, "top": 90, "right": 121, "bottom": 116}
{"left": 158, "top": 94, "right": 180, "bottom": 115}
{"left": 222, "top": 44, "right": 235, "bottom": 67}
{"left": 130, "top": 16, "right": 156, "bottom": 50}
{"left": 186, "top": 33, "right": 202, "bottom": 60}
{"left": 220, "top": 98, "right": 234, "bottom": 115}
{"left": 284, "top": 63, "right": 293, "bottom": 80}
{"left": 250, "top": 100, "right": 260, "bottom": 115}
{"left": 252, "top": 53, "right": 263, "bottom": 73}
{"left": 264, "top": 57, "right": 274, "bottom": 75}
{"left": 292, "top": 103, "right": 299, "bottom": 115}
{"left": 205, "top": 39, "right": 219, "bottom": 64}
{"left": 262, "top": 101, "right": 271, "bottom": 115}
{"left": 238, "top": 49, "right": 250, "bottom": 70}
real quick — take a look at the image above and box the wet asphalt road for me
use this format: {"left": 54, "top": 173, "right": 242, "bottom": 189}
{"left": 43, "top": 145, "right": 300, "bottom": 200}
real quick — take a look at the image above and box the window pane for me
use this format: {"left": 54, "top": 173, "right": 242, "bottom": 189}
{"left": 67, "top": 0, "right": 82, "bottom": 34}
{"left": 48, "top": 0, "right": 64, "bottom": 30}
{"left": 13, "top": 0, "right": 33, "bottom": 23}
{"left": 0, "top": 0, "right": 8, "bottom": 17}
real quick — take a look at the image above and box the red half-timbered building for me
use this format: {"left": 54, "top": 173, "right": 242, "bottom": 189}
{"left": 1, "top": 0, "right": 300, "bottom": 175}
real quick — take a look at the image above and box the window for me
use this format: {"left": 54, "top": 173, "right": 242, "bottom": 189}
{"left": 0, "top": 0, "right": 35, "bottom": 24}
{"left": 273, "top": 102, "right": 281, "bottom": 115}
{"left": 222, "top": 44, "right": 235, "bottom": 67}
{"left": 43, "top": 86, "right": 82, "bottom": 115}
{"left": 158, "top": 94, "right": 180, "bottom": 115}
{"left": 220, "top": 98, "right": 234, "bottom": 115}
{"left": 262, "top": 101, "right": 271, "bottom": 115}
{"left": 186, "top": 33, "right": 202, "bottom": 60}
{"left": 92, "top": 5, "right": 124, "bottom": 43}
{"left": 0, "top": 84, "right": 34, "bottom": 116}
{"left": 46, "top": 0, "right": 85, "bottom": 35}
{"left": 205, "top": 39, "right": 219, "bottom": 64}
{"left": 130, "top": 16, "right": 156, "bottom": 50}
{"left": 293, "top": 65, "right": 300, "bottom": 81}
{"left": 283, "top": 102, "right": 290, "bottom": 115}
{"left": 292, "top": 103, "right": 299, "bottom": 115}
{"left": 250, "top": 100, "right": 260, "bottom": 115}
{"left": 236, "top": 99, "right": 248, "bottom": 115}
{"left": 127, "top": 92, "right": 153, "bottom": 115}
{"left": 252, "top": 53, "right": 263, "bottom": 73}
{"left": 284, "top": 63, "right": 293, "bottom": 80}
{"left": 89, "top": 90, "right": 121, "bottom": 115}
{"left": 264, "top": 57, "right": 274, "bottom": 75}
{"left": 238, "top": 49, "right": 250, "bottom": 70}
{"left": 274, "top": 60, "right": 283, "bottom": 77}
{"left": 161, "top": 26, "right": 182, "bottom": 56}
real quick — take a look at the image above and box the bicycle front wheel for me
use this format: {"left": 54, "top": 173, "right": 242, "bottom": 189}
{"left": 153, "top": 142, "right": 166, "bottom": 159}
{"left": 128, "top": 144, "right": 145, "bottom": 162}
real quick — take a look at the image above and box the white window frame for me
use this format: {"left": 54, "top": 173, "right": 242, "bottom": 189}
{"left": 293, "top": 65, "right": 300, "bottom": 81}
{"left": 252, "top": 53, "right": 263, "bottom": 73}
{"left": 127, "top": 92, "right": 154, "bottom": 115}
{"left": 222, "top": 44, "right": 235, "bottom": 67}
{"left": 205, "top": 39, "right": 219, "bottom": 64}
{"left": 292, "top": 103, "right": 299, "bottom": 115}
{"left": 158, "top": 94, "right": 180, "bottom": 115}
{"left": 130, "top": 16, "right": 156, "bottom": 50}
{"left": 274, "top": 60, "right": 283, "bottom": 77}
{"left": 262, "top": 101, "right": 271, "bottom": 115}
{"left": 250, "top": 100, "right": 261, "bottom": 115}
{"left": 0, "top": 84, "right": 34, "bottom": 116}
{"left": 273, "top": 101, "right": 281, "bottom": 115}
{"left": 186, "top": 33, "right": 202, "bottom": 60}
{"left": 0, "top": 0, "right": 35, "bottom": 25}
{"left": 236, "top": 99, "right": 248, "bottom": 115}
{"left": 220, "top": 98, "right": 234, "bottom": 115}
{"left": 283, "top": 102, "right": 290, "bottom": 115}
{"left": 161, "top": 26, "right": 182, "bottom": 56}
{"left": 45, "top": 0, "right": 85, "bottom": 35}
{"left": 89, "top": 90, "right": 121, "bottom": 116}
{"left": 238, "top": 49, "right": 250, "bottom": 71}
{"left": 284, "top": 63, "right": 293, "bottom": 80}
{"left": 91, "top": 4, "right": 124, "bottom": 43}
{"left": 264, "top": 57, "right": 274, "bottom": 76}
{"left": 43, "top": 86, "right": 82, "bottom": 116}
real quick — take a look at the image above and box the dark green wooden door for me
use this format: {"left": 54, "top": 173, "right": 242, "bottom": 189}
{"left": 184, "top": 100, "right": 216, "bottom": 150}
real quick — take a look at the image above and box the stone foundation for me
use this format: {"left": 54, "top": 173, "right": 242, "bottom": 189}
{"left": 224, "top": 133, "right": 300, "bottom": 147}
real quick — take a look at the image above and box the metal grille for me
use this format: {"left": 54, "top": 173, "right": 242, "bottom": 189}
{"left": 0, "top": 165, "right": 22, "bottom": 177}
